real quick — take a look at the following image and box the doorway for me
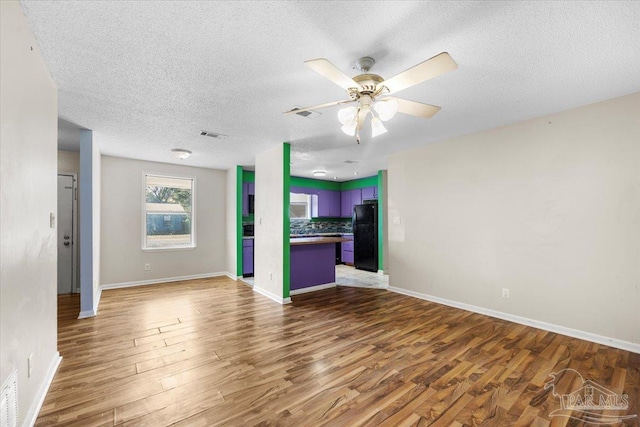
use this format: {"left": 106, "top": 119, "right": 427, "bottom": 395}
{"left": 57, "top": 174, "right": 78, "bottom": 294}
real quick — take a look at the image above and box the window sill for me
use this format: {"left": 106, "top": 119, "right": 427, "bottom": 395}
{"left": 142, "top": 245, "right": 196, "bottom": 252}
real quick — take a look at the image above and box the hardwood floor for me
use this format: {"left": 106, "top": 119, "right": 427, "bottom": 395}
{"left": 38, "top": 278, "right": 639, "bottom": 426}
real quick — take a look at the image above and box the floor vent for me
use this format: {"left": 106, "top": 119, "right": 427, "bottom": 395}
{"left": 1, "top": 370, "right": 18, "bottom": 427}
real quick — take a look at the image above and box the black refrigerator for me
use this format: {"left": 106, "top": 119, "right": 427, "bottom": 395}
{"left": 353, "top": 202, "right": 378, "bottom": 272}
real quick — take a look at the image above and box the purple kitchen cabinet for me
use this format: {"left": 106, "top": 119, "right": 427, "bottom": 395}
{"left": 242, "top": 183, "right": 249, "bottom": 216}
{"left": 341, "top": 240, "right": 354, "bottom": 264}
{"left": 340, "top": 190, "right": 351, "bottom": 217}
{"left": 242, "top": 239, "right": 254, "bottom": 275}
{"left": 351, "top": 188, "right": 362, "bottom": 209}
{"left": 242, "top": 182, "right": 255, "bottom": 217}
{"left": 317, "top": 190, "right": 341, "bottom": 217}
{"left": 361, "top": 186, "right": 377, "bottom": 200}
{"left": 290, "top": 243, "right": 336, "bottom": 290}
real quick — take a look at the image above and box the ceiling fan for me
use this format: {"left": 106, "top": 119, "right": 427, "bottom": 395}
{"left": 286, "top": 52, "right": 457, "bottom": 143}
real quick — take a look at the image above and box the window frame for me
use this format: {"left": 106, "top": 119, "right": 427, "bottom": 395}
{"left": 142, "top": 172, "right": 196, "bottom": 251}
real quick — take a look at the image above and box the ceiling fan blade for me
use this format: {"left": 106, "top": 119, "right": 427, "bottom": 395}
{"left": 379, "top": 52, "right": 458, "bottom": 95}
{"left": 305, "top": 58, "right": 362, "bottom": 91}
{"left": 387, "top": 96, "right": 441, "bottom": 119}
{"left": 284, "top": 99, "right": 354, "bottom": 115}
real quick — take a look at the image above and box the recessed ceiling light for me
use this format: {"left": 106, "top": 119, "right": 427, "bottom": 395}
{"left": 353, "top": 172, "right": 358, "bottom": 175}
{"left": 333, "top": 176, "right": 337, "bottom": 180}
{"left": 313, "top": 170, "right": 327, "bottom": 177}
{"left": 171, "top": 148, "right": 192, "bottom": 159}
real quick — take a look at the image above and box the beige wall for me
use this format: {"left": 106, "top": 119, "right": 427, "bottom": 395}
{"left": 0, "top": 1, "right": 60, "bottom": 424}
{"left": 226, "top": 167, "right": 238, "bottom": 277}
{"left": 100, "top": 156, "right": 227, "bottom": 286}
{"left": 388, "top": 92, "right": 640, "bottom": 348}
{"left": 254, "top": 144, "right": 287, "bottom": 302}
{"left": 58, "top": 150, "right": 79, "bottom": 174}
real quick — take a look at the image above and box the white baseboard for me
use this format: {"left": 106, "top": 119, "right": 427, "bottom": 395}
{"left": 224, "top": 272, "right": 239, "bottom": 281}
{"left": 93, "top": 286, "right": 102, "bottom": 314}
{"left": 77, "top": 309, "right": 96, "bottom": 319}
{"left": 377, "top": 270, "right": 388, "bottom": 275}
{"left": 290, "top": 283, "right": 336, "bottom": 296}
{"left": 253, "top": 285, "right": 292, "bottom": 305}
{"left": 24, "top": 352, "right": 61, "bottom": 427}
{"left": 388, "top": 286, "right": 640, "bottom": 354}
{"left": 100, "top": 272, "right": 232, "bottom": 291}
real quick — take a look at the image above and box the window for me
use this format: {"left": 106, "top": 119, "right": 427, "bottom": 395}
{"left": 290, "top": 192, "right": 312, "bottom": 219}
{"left": 144, "top": 174, "right": 195, "bottom": 249}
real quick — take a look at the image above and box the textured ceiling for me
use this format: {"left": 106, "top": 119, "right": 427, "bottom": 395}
{"left": 20, "top": 1, "right": 640, "bottom": 181}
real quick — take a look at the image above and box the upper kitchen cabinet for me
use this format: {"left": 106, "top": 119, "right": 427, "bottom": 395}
{"left": 316, "top": 190, "right": 341, "bottom": 217}
{"left": 351, "top": 188, "right": 362, "bottom": 208}
{"left": 340, "top": 188, "right": 363, "bottom": 218}
{"left": 242, "top": 182, "right": 255, "bottom": 216}
{"left": 361, "top": 186, "right": 377, "bottom": 200}
{"left": 340, "top": 190, "right": 351, "bottom": 217}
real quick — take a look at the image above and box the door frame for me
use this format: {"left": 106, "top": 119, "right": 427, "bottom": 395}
{"left": 58, "top": 173, "right": 79, "bottom": 293}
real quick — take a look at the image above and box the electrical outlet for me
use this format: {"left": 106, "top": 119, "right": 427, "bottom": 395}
{"left": 28, "top": 353, "right": 33, "bottom": 378}
{"left": 502, "top": 288, "right": 510, "bottom": 299}
{"left": 144, "top": 263, "right": 151, "bottom": 271}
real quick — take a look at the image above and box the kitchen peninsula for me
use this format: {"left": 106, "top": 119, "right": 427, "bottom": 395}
{"left": 290, "top": 236, "right": 352, "bottom": 292}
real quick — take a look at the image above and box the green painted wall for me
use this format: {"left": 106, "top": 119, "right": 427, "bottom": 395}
{"left": 248, "top": 171, "right": 377, "bottom": 190}
{"left": 290, "top": 176, "right": 341, "bottom": 191}
{"left": 283, "top": 144, "right": 291, "bottom": 299}
{"left": 243, "top": 170, "right": 255, "bottom": 183}
{"left": 236, "top": 166, "right": 243, "bottom": 276}
{"left": 377, "top": 170, "right": 384, "bottom": 271}
{"left": 339, "top": 175, "right": 378, "bottom": 190}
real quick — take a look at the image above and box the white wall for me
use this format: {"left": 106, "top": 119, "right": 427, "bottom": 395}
{"left": 0, "top": 1, "right": 61, "bottom": 425}
{"left": 100, "top": 156, "right": 227, "bottom": 286}
{"left": 225, "top": 167, "right": 238, "bottom": 277}
{"left": 91, "top": 139, "right": 101, "bottom": 306}
{"left": 254, "top": 144, "right": 288, "bottom": 303}
{"left": 79, "top": 130, "right": 100, "bottom": 317}
{"left": 388, "top": 92, "right": 640, "bottom": 349}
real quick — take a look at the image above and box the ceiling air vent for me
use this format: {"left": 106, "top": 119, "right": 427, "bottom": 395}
{"left": 200, "top": 130, "right": 227, "bottom": 139}
{"left": 344, "top": 160, "right": 359, "bottom": 164}
{"left": 289, "top": 107, "right": 321, "bottom": 119}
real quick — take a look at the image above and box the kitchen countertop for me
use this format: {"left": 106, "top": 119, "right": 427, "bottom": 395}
{"left": 290, "top": 236, "right": 353, "bottom": 246}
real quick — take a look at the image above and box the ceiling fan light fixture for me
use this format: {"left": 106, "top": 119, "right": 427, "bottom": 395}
{"left": 171, "top": 148, "right": 192, "bottom": 159}
{"left": 374, "top": 99, "right": 398, "bottom": 121}
{"left": 341, "top": 123, "right": 357, "bottom": 136}
{"left": 370, "top": 117, "right": 387, "bottom": 137}
{"left": 337, "top": 106, "right": 357, "bottom": 125}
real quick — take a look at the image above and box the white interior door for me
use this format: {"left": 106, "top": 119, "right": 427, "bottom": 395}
{"left": 57, "top": 174, "right": 76, "bottom": 294}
